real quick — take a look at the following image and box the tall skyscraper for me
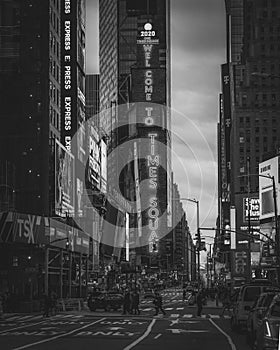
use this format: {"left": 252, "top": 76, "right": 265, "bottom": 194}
{"left": 217, "top": 0, "right": 280, "bottom": 280}
{"left": 99, "top": 0, "right": 172, "bottom": 271}
{"left": 0, "top": 0, "right": 93, "bottom": 304}
{"left": 0, "top": 0, "right": 62, "bottom": 215}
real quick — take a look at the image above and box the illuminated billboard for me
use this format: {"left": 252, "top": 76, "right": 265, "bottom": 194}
{"left": 61, "top": 0, "right": 85, "bottom": 155}
{"left": 131, "top": 68, "right": 166, "bottom": 104}
{"left": 259, "top": 156, "right": 280, "bottom": 220}
{"left": 87, "top": 125, "right": 101, "bottom": 188}
{"left": 55, "top": 139, "right": 75, "bottom": 216}
{"left": 243, "top": 198, "right": 260, "bottom": 222}
{"left": 131, "top": 21, "right": 168, "bottom": 249}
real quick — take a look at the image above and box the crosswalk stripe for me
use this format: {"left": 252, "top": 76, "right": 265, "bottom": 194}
{"left": 170, "top": 314, "right": 180, "bottom": 318}
{"left": 201, "top": 315, "right": 206, "bottom": 318}
{"left": 17, "top": 315, "right": 34, "bottom": 320}
{"left": 176, "top": 307, "right": 184, "bottom": 310}
{"left": 224, "top": 315, "right": 231, "bottom": 319}
{"left": 5, "top": 316, "right": 19, "bottom": 321}
{"left": 142, "top": 308, "right": 152, "bottom": 311}
{"left": 62, "top": 314, "right": 74, "bottom": 318}
{"left": 183, "top": 314, "right": 193, "bottom": 318}
{"left": 165, "top": 308, "right": 173, "bottom": 311}
{"left": 209, "top": 314, "right": 219, "bottom": 319}
{"left": 30, "top": 315, "right": 43, "bottom": 320}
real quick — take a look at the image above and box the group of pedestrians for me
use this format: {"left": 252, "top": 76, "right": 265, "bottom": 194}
{"left": 122, "top": 289, "right": 140, "bottom": 315}
{"left": 122, "top": 289, "right": 166, "bottom": 316}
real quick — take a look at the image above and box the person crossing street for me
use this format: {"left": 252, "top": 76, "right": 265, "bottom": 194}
{"left": 153, "top": 291, "right": 166, "bottom": 316}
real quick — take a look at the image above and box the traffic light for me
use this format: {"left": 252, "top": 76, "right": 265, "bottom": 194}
{"left": 65, "top": 238, "right": 70, "bottom": 250}
{"left": 223, "top": 224, "right": 230, "bottom": 245}
{"left": 195, "top": 229, "right": 201, "bottom": 251}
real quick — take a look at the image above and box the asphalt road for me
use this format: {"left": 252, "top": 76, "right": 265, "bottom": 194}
{"left": 0, "top": 290, "right": 251, "bottom": 350}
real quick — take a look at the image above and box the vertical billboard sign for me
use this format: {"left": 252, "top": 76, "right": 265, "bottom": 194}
{"left": 55, "top": 139, "right": 75, "bottom": 216}
{"left": 221, "top": 64, "right": 231, "bottom": 203}
{"left": 259, "top": 156, "right": 280, "bottom": 219}
{"left": 131, "top": 21, "right": 168, "bottom": 250}
{"left": 219, "top": 94, "right": 228, "bottom": 203}
{"left": 87, "top": 125, "right": 101, "bottom": 189}
{"left": 61, "top": 0, "right": 77, "bottom": 152}
{"left": 100, "top": 139, "right": 107, "bottom": 194}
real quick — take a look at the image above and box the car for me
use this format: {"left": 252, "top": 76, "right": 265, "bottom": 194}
{"left": 254, "top": 293, "right": 280, "bottom": 350}
{"left": 230, "top": 279, "right": 275, "bottom": 331}
{"left": 87, "top": 291, "right": 107, "bottom": 311}
{"left": 105, "top": 291, "right": 124, "bottom": 311}
{"left": 246, "top": 290, "right": 279, "bottom": 346}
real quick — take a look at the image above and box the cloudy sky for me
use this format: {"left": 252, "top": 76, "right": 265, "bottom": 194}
{"left": 85, "top": 0, "right": 226, "bottom": 253}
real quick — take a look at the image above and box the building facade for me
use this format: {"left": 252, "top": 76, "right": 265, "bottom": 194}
{"left": 99, "top": 0, "right": 172, "bottom": 273}
{"left": 0, "top": 0, "right": 101, "bottom": 306}
{"left": 217, "top": 0, "right": 280, "bottom": 282}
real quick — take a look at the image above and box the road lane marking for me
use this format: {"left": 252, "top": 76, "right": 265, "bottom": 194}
{"left": 165, "top": 308, "right": 173, "bottom": 311}
{"left": 209, "top": 319, "right": 237, "bottom": 350}
{"left": 123, "top": 318, "right": 156, "bottom": 350}
{"left": 142, "top": 308, "right": 152, "bottom": 311}
{"left": 209, "top": 314, "right": 219, "bottom": 319}
{"left": 176, "top": 308, "right": 184, "bottom": 310}
{"left": 0, "top": 321, "right": 47, "bottom": 335}
{"left": 183, "top": 314, "right": 193, "bottom": 318}
{"left": 154, "top": 333, "right": 162, "bottom": 339}
{"left": 170, "top": 314, "right": 180, "bottom": 318}
{"left": 12, "top": 317, "right": 106, "bottom": 350}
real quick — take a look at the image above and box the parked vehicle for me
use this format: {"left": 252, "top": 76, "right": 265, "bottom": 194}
{"left": 246, "top": 290, "right": 279, "bottom": 346}
{"left": 87, "top": 291, "right": 107, "bottom": 311}
{"left": 230, "top": 279, "right": 274, "bottom": 331}
{"left": 87, "top": 291, "right": 124, "bottom": 311}
{"left": 254, "top": 293, "right": 280, "bottom": 350}
{"left": 105, "top": 291, "right": 124, "bottom": 311}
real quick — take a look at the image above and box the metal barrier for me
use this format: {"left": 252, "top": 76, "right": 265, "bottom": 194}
{"left": 56, "top": 298, "right": 84, "bottom": 312}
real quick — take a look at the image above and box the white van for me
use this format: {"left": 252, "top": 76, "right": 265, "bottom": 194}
{"left": 230, "top": 280, "right": 277, "bottom": 330}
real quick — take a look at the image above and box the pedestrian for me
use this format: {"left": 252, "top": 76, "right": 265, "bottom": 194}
{"left": 153, "top": 291, "right": 166, "bottom": 316}
{"left": 131, "top": 290, "right": 140, "bottom": 315}
{"left": 196, "top": 289, "right": 204, "bottom": 317}
{"left": 183, "top": 288, "right": 186, "bottom": 301}
{"left": 215, "top": 288, "right": 219, "bottom": 307}
{"left": 122, "top": 289, "right": 131, "bottom": 315}
{"left": 43, "top": 293, "right": 51, "bottom": 317}
{"left": 50, "top": 291, "right": 57, "bottom": 316}
{"left": 221, "top": 289, "right": 231, "bottom": 316}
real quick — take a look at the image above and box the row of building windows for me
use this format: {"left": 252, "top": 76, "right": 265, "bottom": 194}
{"left": 49, "top": 4, "right": 60, "bottom": 36}
{"left": 49, "top": 56, "right": 60, "bottom": 83}
{"left": 239, "top": 116, "right": 278, "bottom": 124}
{"left": 49, "top": 81, "right": 60, "bottom": 107}
{"left": 49, "top": 105, "right": 60, "bottom": 131}
{"left": 49, "top": 31, "right": 60, "bottom": 61}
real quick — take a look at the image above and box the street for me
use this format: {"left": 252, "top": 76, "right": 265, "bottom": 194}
{"left": 0, "top": 290, "right": 250, "bottom": 350}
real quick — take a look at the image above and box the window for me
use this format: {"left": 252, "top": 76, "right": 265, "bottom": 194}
{"left": 271, "top": 301, "right": 280, "bottom": 317}
{"left": 244, "top": 287, "right": 261, "bottom": 302}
